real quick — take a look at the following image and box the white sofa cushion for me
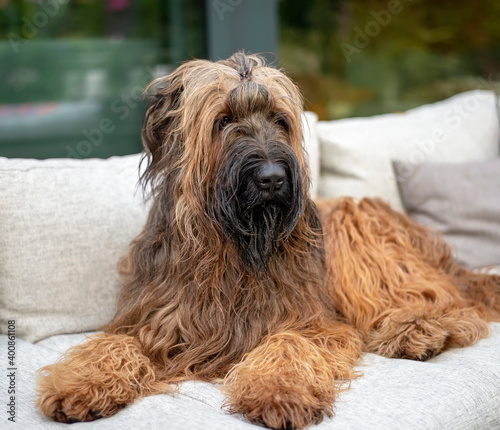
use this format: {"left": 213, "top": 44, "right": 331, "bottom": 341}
{"left": 317, "top": 91, "right": 499, "bottom": 211}
{"left": 3, "top": 322, "right": 500, "bottom": 429}
{"left": 0, "top": 154, "right": 149, "bottom": 342}
{"left": 302, "top": 111, "right": 320, "bottom": 198}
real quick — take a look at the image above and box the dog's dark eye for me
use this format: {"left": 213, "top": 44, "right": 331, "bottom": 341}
{"left": 218, "top": 116, "right": 231, "bottom": 130}
{"left": 275, "top": 117, "right": 288, "bottom": 130}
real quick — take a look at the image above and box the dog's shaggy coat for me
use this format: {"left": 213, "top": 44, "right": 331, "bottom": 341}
{"left": 36, "top": 53, "right": 500, "bottom": 429}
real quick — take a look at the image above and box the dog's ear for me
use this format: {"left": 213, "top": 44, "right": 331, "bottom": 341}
{"left": 139, "top": 70, "right": 185, "bottom": 195}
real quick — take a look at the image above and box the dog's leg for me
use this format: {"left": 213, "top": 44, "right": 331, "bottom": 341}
{"left": 222, "top": 324, "right": 362, "bottom": 429}
{"left": 363, "top": 305, "right": 489, "bottom": 359}
{"left": 36, "top": 333, "right": 170, "bottom": 423}
{"left": 318, "top": 197, "right": 492, "bottom": 360}
{"left": 446, "top": 267, "right": 500, "bottom": 322}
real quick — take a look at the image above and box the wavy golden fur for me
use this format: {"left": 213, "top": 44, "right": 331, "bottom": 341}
{"left": 36, "top": 52, "right": 500, "bottom": 429}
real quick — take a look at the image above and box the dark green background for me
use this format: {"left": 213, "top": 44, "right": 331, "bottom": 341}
{"left": 0, "top": 0, "right": 498, "bottom": 159}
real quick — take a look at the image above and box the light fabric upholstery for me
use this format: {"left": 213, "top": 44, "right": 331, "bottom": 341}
{"left": 317, "top": 91, "right": 499, "bottom": 211}
{"left": 303, "top": 111, "right": 320, "bottom": 198}
{"left": 393, "top": 159, "right": 500, "bottom": 269}
{"left": 0, "top": 154, "right": 149, "bottom": 342}
{"left": 1, "top": 324, "right": 499, "bottom": 429}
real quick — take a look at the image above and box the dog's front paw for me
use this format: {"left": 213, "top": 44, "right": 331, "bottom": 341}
{"left": 36, "top": 364, "right": 124, "bottom": 423}
{"left": 226, "top": 387, "right": 329, "bottom": 430}
{"left": 366, "top": 308, "right": 449, "bottom": 360}
{"left": 222, "top": 331, "right": 356, "bottom": 429}
{"left": 35, "top": 334, "right": 171, "bottom": 423}
{"left": 39, "top": 392, "right": 106, "bottom": 424}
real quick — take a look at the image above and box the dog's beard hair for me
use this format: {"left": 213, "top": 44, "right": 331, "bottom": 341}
{"left": 235, "top": 203, "right": 284, "bottom": 273}
{"left": 214, "top": 141, "right": 303, "bottom": 274}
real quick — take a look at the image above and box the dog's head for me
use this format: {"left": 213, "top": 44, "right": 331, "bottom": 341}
{"left": 141, "top": 52, "right": 316, "bottom": 273}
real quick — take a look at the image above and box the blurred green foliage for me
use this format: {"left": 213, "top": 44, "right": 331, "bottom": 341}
{"left": 279, "top": 0, "right": 500, "bottom": 119}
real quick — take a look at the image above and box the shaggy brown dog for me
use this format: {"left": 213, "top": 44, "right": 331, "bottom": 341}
{"left": 36, "top": 53, "right": 500, "bottom": 429}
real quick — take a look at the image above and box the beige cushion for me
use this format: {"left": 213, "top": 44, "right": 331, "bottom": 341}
{"left": 394, "top": 159, "right": 500, "bottom": 268}
{"left": 0, "top": 154, "right": 149, "bottom": 342}
{"left": 317, "top": 91, "right": 499, "bottom": 211}
{"left": 302, "top": 111, "right": 320, "bottom": 198}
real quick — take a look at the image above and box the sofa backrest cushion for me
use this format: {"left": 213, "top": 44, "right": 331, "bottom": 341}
{"left": 0, "top": 154, "right": 149, "bottom": 342}
{"left": 317, "top": 90, "right": 499, "bottom": 211}
{"left": 303, "top": 111, "right": 320, "bottom": 198}
{"left": 393, "top": 158, "right": 500, "bottom": 269}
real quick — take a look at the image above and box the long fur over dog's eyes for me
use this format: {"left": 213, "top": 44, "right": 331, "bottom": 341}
{"left": 139, "top": 53, "right": 308, "bottom": 200}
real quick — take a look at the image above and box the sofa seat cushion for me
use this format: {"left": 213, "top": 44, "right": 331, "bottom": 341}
{"left": 3, "top": 322, "right": 499, "bottom": 429}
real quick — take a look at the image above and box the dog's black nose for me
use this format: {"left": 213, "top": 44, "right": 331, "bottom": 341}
{"left": 254, "top": 163, "right": 286, "bottom": 192}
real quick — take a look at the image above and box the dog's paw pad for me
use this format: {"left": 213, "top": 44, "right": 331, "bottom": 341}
{"left": 417, "top": 348, "right": 435, "bottom": 361}
{"left": 51, "top": 404, "right": 103, "bottom": 424}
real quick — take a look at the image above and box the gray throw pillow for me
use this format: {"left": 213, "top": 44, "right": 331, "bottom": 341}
{"left": 0, "top": 154, "right": 149, "bottom": 342}
{"left": 393, "top": 159, "right": 500, "bottom": 269}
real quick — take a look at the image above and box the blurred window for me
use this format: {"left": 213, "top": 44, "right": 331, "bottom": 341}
{"left": 0, "top": 0, "right": 205, "bottom": 158}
